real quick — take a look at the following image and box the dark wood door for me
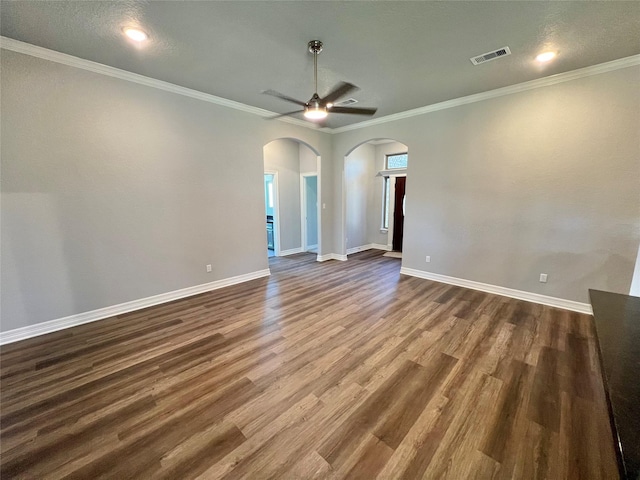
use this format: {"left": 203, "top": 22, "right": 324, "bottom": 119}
{"left": 392, "top": 177, "right": 406, "bottom": 252}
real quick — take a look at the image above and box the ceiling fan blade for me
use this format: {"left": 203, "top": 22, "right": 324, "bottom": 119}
{"left": 265, "top": 110, "right": 305, "bottom": 120}
{"left": 262, "top": 90, "right": 307, "bottom": 107}
{"left": 329, "top": 106, "right": 377, "bottom": 116}
{"left": 322, "top": 82, "right": 359, "bottom": 105}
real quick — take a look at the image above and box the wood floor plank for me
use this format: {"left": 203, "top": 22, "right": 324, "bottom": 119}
{"left": 0, "top": 250, "right": 619, "bottom": 479}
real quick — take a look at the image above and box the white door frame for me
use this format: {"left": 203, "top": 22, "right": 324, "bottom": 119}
{"left": 315, "top": 155, "right": 322, "bottom": 261}
{"left": 300, "top": 173, "right": 318, "bottom": 252}
{"left": 264, "top": 170, "right": 281, "bottom": 256}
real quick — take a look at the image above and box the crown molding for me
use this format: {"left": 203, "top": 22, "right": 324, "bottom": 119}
{"left": 332, "top": 54, "right": 640, "bottom": 134}
{"left": 0, "top": 36, "right": 320, "bottom": 131}
{"left": 3, "top": 36, "right": 638, "bottom": 136}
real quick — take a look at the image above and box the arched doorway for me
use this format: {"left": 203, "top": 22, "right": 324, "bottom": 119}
{"left": 344, "top": 138, "right": 408, "bottom": 258}
{"left": 263, "top": 138, "right": 321, "bottom": 260}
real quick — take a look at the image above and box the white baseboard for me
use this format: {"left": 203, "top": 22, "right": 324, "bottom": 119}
{"left": 306, "top": 244, "right": 318, "bottom": 251}
{"left": 399, "top": 267, "right": 592, "bottom": 314}
{"left": 279, "top": 247, "right": 303, "bottom": 256}
{"left": 0, "top": 269, "right": 271, "bottom": 345}
{"left": 317, "top": 253, "right": 348, "bottom": 262}
{"left": 347, "top": 244, "right": 372, "bottom": 255}
{"left": 346, "top": 243, "right": 392, "bottom": 255}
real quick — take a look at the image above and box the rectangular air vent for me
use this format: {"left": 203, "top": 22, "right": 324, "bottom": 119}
{"left": 470, "top": 46, "right": 511, "bottom": 65}
{"left": 334, "top": 98, "right": 358, "bottom": 106}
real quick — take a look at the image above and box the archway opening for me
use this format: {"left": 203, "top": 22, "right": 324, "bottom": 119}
{"left": 263, "top": 138, "right": 321, "bottom": 260}
{"left": 344, "top": 138, "right": 408, "bottom": 259}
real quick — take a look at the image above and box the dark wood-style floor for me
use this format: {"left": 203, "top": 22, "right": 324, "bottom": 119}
{"left": 0, "top": 250, "right": 618, "bottom": 479}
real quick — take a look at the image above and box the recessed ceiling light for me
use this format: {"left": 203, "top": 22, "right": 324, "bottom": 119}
{"left": 536, "top": 51, "right": 557, "bottom": 63}
{"left": 123, "top": 27, "right": 148, "bottom": 42}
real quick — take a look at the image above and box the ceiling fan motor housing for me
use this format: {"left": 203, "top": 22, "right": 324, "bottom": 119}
{"left": 307, "top": 93, "right": 322, "bottom": 108}
{"left": 308, "top": 40, "right": 323, "bottom": 54}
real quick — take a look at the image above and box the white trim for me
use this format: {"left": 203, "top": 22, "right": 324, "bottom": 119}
{"left": 346, "top": 244, "right": 372, "bottom": 255}
{"left": 346, "top": 243, "right": 391, "bottom": 255}
{"left": 0, "top": 269, "right": 271, "bottom": 345}
{"left": 372, "top": 243, "right": 391, "bottom": 251}
{"left": 316, "top": 157, "right": 323, "bottom": 258}
{"left": 307, "top": 244, "right": 318, "bottom": 250}
{"left": 332, "top": 54, "right": 640, "bottom": 134}
{"left": 377, "top": 169, "right": 407, "bottom": 178}
{"left": 400, "top": 267, "right": 592, "bottom": 314}
{"left": 3, "top": 37, "right": 636, "bottom": 136}
{"left": 317, "top": 253, "right": 348, "bottom": 262}
{"left": 279, "top": 247, "right": 304, "bottom": 256}
{"left": 0, "top": 36, "right": 318, "bottom": 131}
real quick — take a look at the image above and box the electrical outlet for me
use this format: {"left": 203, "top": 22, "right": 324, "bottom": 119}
{"left": 206, "top": 264, "right": 212, "bottom": 273}
{"left": 426, "top": 256, "right": 431, "bottom": 263}
{"left": 539, "top": 273, "right": 548, "bottom": 283}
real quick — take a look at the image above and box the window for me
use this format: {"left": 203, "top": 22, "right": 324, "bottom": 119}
{"left": 382, "top": 177, "right": 391, "bottom": 229}
{"left": 386, "top": 153, "right": 408, "bottom": 170}
{"left": 381, "top": 153, "right": 408, "bottom": 230}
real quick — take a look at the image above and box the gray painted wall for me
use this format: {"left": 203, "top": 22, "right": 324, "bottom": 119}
{"left": 345, "top": 143, "right": 376, "bottom": 249}
{"left": 1, "top": 51, "right": 332, "bottom": 332}
{"left": 333, "top": 66, "right": 640, "bottom": 303}
{"left": 2, "top": 48, "right": 638, "bottom": 334}
{"left": 299, "top": 144, "right": 317, "bottom": 174}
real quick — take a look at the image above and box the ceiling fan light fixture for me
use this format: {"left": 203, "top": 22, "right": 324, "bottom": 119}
{"left": 304, "top": 106, "right": 328, "bottom": 120}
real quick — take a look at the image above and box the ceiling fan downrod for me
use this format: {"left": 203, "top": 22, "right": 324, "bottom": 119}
{"left": 308, "top": 40, "right": 323, "bottom": 95}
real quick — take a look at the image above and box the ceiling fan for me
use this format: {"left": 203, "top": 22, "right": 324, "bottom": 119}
{"left": 263, "top": 40, "right": 377, "bottom": 121}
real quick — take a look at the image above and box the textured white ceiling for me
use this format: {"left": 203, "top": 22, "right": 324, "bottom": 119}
{"left": 2, "top": 1, "right": 639, "bottom": 128}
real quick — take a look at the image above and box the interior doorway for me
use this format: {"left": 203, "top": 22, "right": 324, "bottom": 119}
{"left": 264, "top": 172, "right": 279, "bottom": 257}
{"left": 302, "top": 174, "right": 318, "bottom": 253}
{"left": 392, "top": 176, "right": 406, "bottom": 252}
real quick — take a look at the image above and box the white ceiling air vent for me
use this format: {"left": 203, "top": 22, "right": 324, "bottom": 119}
{"left": 470, "top": 46, "right": 511, "bottom": 65}
{"left": 334, "top": 98, "right": 358, "bottom": 106}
